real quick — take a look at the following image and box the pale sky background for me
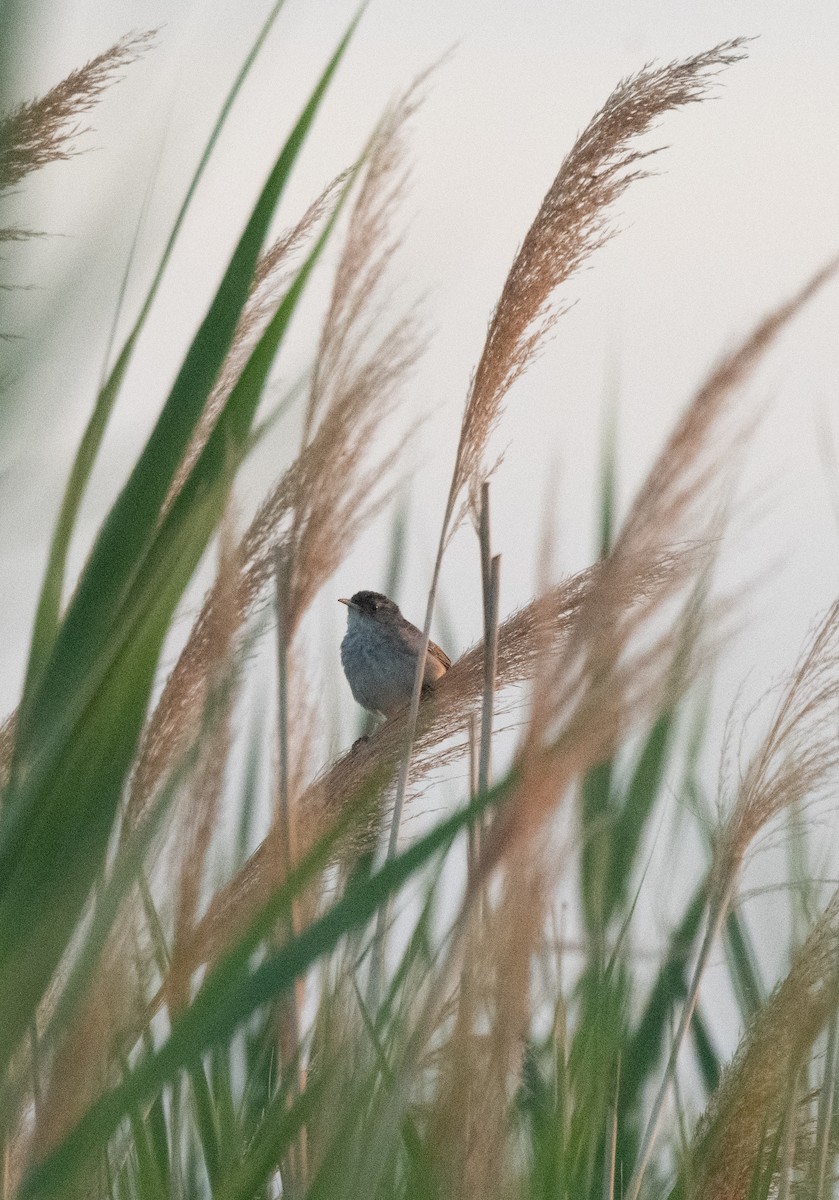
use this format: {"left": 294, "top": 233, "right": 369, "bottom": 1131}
{"left": 1, "top": 0, "right": 839, "bottom": 1047}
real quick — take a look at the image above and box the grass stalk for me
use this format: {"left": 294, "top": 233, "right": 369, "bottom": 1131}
{"left": 625, "top": 884, "right": 732, "bottom": 1200}
{"left": 466, "top": 713, "right": 479, "bottom": 882}
{"left": 478, "top": 482, "right": 501, "bottom": 800}
{"left": 368, "top": 484, "right": 457, "bottom": 1007}
{"left": 776, "top": 1075, "right": 799, "bottom": 1200}
{"left": 603, "top": 1058, "right": 620, "bottom": 1200}
{"left": 478, "top": 553, "right": 501, "bottom": 799}
{"left": 812, "top": 1006, "right": 839, "bottom": 1200}
{"left": 273, "top": 546, "right": 308, "bottom": 1195}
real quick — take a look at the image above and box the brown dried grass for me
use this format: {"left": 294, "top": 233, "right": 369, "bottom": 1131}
{"left": 0, "top": 31, "right": 155, "bottom": 239}
{"left": 713, "top": 597, "right": 839, "bottom": 907}
{"left": 481, "top": 259, "right": 839, "bottom": 871}
{"left": 165, "top": 519, "right": 240, "bottom": 1011}
{"left": 29, "top": 938, "right": 139, "bottom": 1164}
{"left": 164, "top": 174, "right": 346, "bottom": 511}
{"left": 452, "top": 39, "right": 748, "bottom": 516}
{"left": 430, "top": 837, "right": 548, "bottom": 1199}
{"left": 687, "top": 890, "right": 839, "bottom": 1200}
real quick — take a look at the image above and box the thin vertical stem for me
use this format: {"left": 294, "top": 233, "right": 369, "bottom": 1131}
{"left": 30, "top": 1021, "right": 41, "bottom": 1126}
{"left": 625, "top": 886, "right": 732, "bottom": 1200}
{"left": 466, "top": 714, "right": 479, "bottom": 883}
{"left": 776, "top": 1073, "right": 800, "bottom": 1200}
{"left": 479, "top": 481, "right": 492, "bottom": 633}
{"left": 368, "top": 489, "right": 456, "bottom": 1008}
{"left": 813, "top": 1007, "right": 839, "bottom": 1200}
{"left": 273, "top": 546, "right": 307, "bottom": 1195}
{"left": 478, "top": 553, "right": 501, "bottom": 799}
{"left": 275, "top": 549, "right": 292, "bottom": 882}
{"left": 476, "top": 482, "right": 500, "bottom": 885}
{"left": 603, "top": 1058, "right": 620, "bottom": 1200}
{"left": 386, "top": 501, "right": 453, "bottom": 864}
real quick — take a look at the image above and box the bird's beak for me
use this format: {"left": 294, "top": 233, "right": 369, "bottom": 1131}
{"left": 338, "top": 597, "right": 351, "bottom": 607}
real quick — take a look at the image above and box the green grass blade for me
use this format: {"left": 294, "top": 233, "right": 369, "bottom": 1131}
{"left": 188, "top": 1062, "right": 221, "bottom": 1188}
{"left": 37, "top": 770, "right": 179, "bottom": 1060}
{"left": 18, "top": 1, "right": 296, "bottom": 708}
{"left": 580, "top": 760, "right": 615, "bottom": 941}
{"left": 0, "top": 529, "right": 201, "bottom": 1071}
{"left": 621, "top": 878, "right": 707, "bottom": 1117}
{"left": 596, "top": 388, "right": 618, "bottom": 560}
{"left": 606, "top": 711, "right": 674, "bottom": 922}
{"left": 724, "top": 907, "right": 765, "bottom": 1020}
{"left": 690, "top": 1006, "right": 721, "bottom": 1095}
{"left": 216, "top": 1077, "right": 323, "bottom": 1200}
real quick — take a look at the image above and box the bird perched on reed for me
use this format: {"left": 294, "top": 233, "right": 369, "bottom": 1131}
{"left": 339, "top": 591, "right": 451, "bottom": 718}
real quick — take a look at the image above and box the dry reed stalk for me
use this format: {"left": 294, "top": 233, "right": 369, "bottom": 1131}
{"left": 775, "top": 1074, "right": 801, "bottom": 1200}
{"left": 273, "top": 546, "right": 308, "bottom": 1195}
{"left": 277, "top": 91, "right": 425, "bottom": 639}
{"left": 387, "top": 39, "right": 749, "bottom": 889}
{"left": 431, "top": 837, "right": 548, "bottom": 1200}
{"left": 28, "top": 940, "right": 138, "bottom": 1165}
{"left": 165, "top": 519, "right": 240, "bottom": 1011}
{"left": 713, "top": 598, "right": 839, "bottom": 907}
{"left": 453, "top": 39, "right": 748, "bottom": 512}
{"left": 164, "top": 175, "right": 346, "bottom": 512}
{"left": 812, "top": 1009, "right": 839, "bottom": 1200}
{"left": 687, "top": 891, "right": 839, "bottom": 1200}
{"left": 482, "top": 258, "right": 839, "bottom": 880}
{"left": 126, "top": 82, "right": 425, "bottom": 839}
{"left": 626, "top": 595, "right": 839, "bottom": 1200}
{"left": 0, "top": 31, "right": 155, "bottom": 218}
{"left": 0, "top": 712, "right": 16, "bottom": 792}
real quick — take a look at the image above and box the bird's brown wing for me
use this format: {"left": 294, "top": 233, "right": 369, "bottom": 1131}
{"left": 429, "top": 640, "right": 452, "bottom": 671}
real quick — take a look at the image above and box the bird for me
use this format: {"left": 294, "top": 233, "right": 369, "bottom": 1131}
{"left": 339, "top": 590, "right": 451, "bottom": 719}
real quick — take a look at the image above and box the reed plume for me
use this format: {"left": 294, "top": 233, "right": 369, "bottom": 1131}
{"left": 0, "top": 31, "right": 155, "bottom": 242}
{"left": 164, "top": 175, "right": 346, "bottom": 510}
{"left": 166, "top": 520, "right": 241, "bottom": 1011}
{"left": 714, "top": 598, "right": 839, "bottom": 908}
{"left": 453, "top": 38, "right": 748, "bottom": 516}
{"left": 687, "top": 891, "right": 839, "bottom": 1200}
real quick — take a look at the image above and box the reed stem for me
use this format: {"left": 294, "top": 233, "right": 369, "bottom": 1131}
{"left": 274, "top": 546, "right": 308, "bottom": 1195}
{"left": 625, "top": 885, "right": 732, "bottom": 1200}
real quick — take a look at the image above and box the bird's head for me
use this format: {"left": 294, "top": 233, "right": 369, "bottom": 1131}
{"left": 338, "top": 591, "right": 401, "bottom": 624}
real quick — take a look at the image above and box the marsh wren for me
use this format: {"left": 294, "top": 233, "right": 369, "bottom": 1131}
{"left": 339, "top": 591, "right": 451, "bottom": 718}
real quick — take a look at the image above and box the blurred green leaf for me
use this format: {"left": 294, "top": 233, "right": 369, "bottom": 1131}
{"left": 580, "top": 760, "right": 615, "bottom": 942}
{"left": 622, "top": 878, "right": 707, "bottom": 1117}
{"left": 690, "top": 1006, "right": 721, "bottom": 1095}
{"left": 724, "top": 907, "right": 765, "bottom": 1021}
{"left": 606, "top": 711, "right": 674, "bottom": 922}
